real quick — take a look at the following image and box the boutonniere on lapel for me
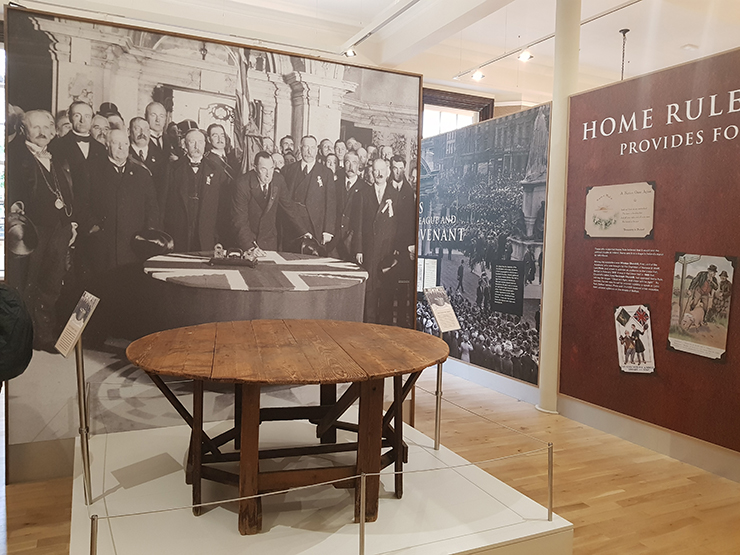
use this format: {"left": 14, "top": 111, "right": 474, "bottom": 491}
{"left": 381, "top": 198, "right": 394, "bottom": 218}
{"left": 206, "top": 173, "right": 213, "bottom": 186}
{"left": 317, "top": 176, "right": 323, "bottom": 188}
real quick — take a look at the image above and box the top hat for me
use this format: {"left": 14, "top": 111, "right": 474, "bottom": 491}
{"left": 177, "top": 119, "right": 199, "bottom": 134}
{"left": 708, "top": 264, "right": 718, "bottom": 272}
{"left": 131, "top": 228, "right": 175, "bottom": 261}
{"left": 98, "top": 102, "right": 121, "bottom": 118}
{"left": 720, "top": 270, "right": 729, "bottom": 277}
{"left": 6, "top": 202, "right": 38, "bottom": 257}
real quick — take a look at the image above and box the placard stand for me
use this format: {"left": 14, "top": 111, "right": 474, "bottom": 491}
{"left": 423, "top": 287, "right": 461, "bottom": 451}
{"left": 75, "top": 338, "right": 93, "bottom": 505}
{"left": 56, "top": 291, "right": 100, "bottom": 506}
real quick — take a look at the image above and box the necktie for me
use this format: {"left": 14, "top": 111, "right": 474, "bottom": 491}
{"left": 75, "top": 135, "right": 91, "bottom": 143}
{"left": 139, "top": 149, "right": 145, "bottom": 160}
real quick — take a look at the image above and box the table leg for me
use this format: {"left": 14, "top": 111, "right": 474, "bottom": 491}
{"left": 319, "top": 383, "right": 337, "bottom": 444}
{"left": 355, "top": 378, "right": 384, "bottom": 523}
{"left": 393, "top": 374, "right": 403, "bottom": 499}
{"left": 234, "top": 384, "right": 242, "bottom": 450}
{"left": 239, "top": 384, "right": 262, "bottom": 535}
{"left": 192, "top": 380, "right": 203, "bottom": 516}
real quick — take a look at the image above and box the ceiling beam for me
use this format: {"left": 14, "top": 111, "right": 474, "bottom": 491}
{"left": 372, "top": 0, "right": 517, "bottom": 66}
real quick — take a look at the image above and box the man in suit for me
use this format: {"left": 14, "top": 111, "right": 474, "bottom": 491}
{"left": 49, "top": 101, "right": 108, "bottom": 225}
{"left": 389, "top": 155, "right": 416, "bottom": 263}
{"left": 206, "top": 123, "right": 239, "bottom": 181}
{"left": 6, "top": 110, "right": 75, "bottom": 350}
{"left": 331, "top": 150, "right": 365, "bottom": 261}
{"left": 355, "top": 158, "right": 400, "bottom": 324}
{"left": 145, "top": 102, "right": 167, "bottom": 150}
{"left": 232, "top": 151, "right": 298, "bottom": 252}
{"left": 49, "top": 100, "right": 109, "bottom": 301}
{"left": 280, "top": 135, "right": 336, "bottom": 255}
{"left": 87, "top": 129, "right": 159, "bottom": 340}
{"left": 89, "top": 129, "right": 159, "bottom": 272}
{"left": 129, "top": 116, "right": 168, "bottom": 222}
{"left": 91, "top": 114, "right": 110, "bottom": 145}
{"left": 388, "top": 155, "right": 417, "bottom": 326}
{"left": 165, "top": 128, "right": 231, "bottom": 253}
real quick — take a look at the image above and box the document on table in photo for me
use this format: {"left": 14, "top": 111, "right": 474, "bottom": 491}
{"left": 55, "top": 291, "right": 100, "bottom": 358}
{"left": 614, "top": 304, "right": 655, "bottom": 374}
{"left": 425, "top": 286, "right": 461, "bottom": 333}
{"left": 585, "top": 181, "right": 655, "bottom": 238}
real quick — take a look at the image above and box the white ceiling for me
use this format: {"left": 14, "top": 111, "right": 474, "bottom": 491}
{"left": 10, "top": 0, "right": 740, "bottom": 105}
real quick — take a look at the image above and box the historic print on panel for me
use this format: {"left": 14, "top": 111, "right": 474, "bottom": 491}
{"left": 416, "top": 104, "right": 550, "bottom": 385}
{"left": 585, "top": 181, "right": 655, "bottom": 239}
{"left": 614, "top": 304, "right": 655, "bottom": 373}
{"left": 668, "top": 253, "right": 735, "bottom": 360}
{"left": 3, "top": 7, "right": 420, "bottom": 449}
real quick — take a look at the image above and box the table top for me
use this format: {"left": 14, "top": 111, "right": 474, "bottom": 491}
{"left": 144, "top": 252, "right": 368, "bottom": 292}
{"left": 126, "top": 320, "right": 449, "bottom": 385}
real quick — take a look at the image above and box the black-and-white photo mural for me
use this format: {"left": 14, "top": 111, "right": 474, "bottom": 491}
{"left": 417, "top": 104, "right": 550, "bottom": 385}
{"left": 4, "top": 6, "right": 420, "bottom": 466}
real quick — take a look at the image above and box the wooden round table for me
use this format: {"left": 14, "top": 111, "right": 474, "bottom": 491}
{"left": 126, "top": 319, "right": 449, "bottom": 535}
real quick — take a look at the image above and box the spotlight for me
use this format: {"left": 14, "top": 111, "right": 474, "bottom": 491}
{"left": 518, "top": 50, "right": 533, "bottom": 62}
{"left": 472, "top": 70, "right": 484, "bottom": 81}
{"left": 344, "top": 48, "right": 357, "bottom": 57}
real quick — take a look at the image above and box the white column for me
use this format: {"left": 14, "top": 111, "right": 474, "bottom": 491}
{"left": 537, "top": 0, "right": 581, "bottom": 414}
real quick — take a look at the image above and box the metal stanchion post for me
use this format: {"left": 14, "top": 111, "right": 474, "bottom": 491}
{"left": 434, "top": 361, "right": 443, "bottom": 450}
{"left": 90, "top": 515, "right": 98, "bottom": 555}
{"left": 359, "top": 473, "right": 366, "bottom": 555}
{"left": 548, "top": 442, "right": 554, "bottom": 522}
{"left": 75, "top": 339, "right": 93, "bottom": 505}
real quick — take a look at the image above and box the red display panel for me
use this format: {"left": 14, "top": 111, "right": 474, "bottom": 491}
{"left": 562, "top": 48, "right": 740, "bottom": 452}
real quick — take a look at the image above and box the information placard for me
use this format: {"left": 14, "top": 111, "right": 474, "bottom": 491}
{"left": 424, "top": 287, "right": 460, "bottom": 333}
{"left": 492, "top": 261, "right": 525, "bottom": 316}
{"left": 417, "top": 256, "right": 439, "bottom": 292}
{"left": 55, "top": 292, "right": 100, "bottom": 358}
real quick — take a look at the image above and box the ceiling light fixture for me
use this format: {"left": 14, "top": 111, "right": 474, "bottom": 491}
{"left": 518, "top": 50, "right": 533, "bottom": 62}
{"left": 681, "top": 43, "right": 699, "bottom": 51}
{"left": 620, "top": 28, "right": 629, "bottom": 80}
{"left": 344, "top": 48, "right": 357, "bottom": 57}
{"left": 472, "top": 70, "right": 484, "bottom": 81}
{"left": 453, "top": 0, "right": 643, "bottom": 80}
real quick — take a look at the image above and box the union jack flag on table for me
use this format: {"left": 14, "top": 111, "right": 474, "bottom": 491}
{"left": 144, "top": 251, "right": 368, "bottom": 292}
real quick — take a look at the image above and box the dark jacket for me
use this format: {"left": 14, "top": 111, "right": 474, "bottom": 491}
{"left": 89, "top": 157, "right": 159, "bottom": 270}
{"left": 164, "top": 156, "right": 231, "bottom": 252}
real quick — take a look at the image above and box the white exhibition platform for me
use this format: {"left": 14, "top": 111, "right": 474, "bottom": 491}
{"left": 69, "top": 415, "right": 572, "bottom": 555}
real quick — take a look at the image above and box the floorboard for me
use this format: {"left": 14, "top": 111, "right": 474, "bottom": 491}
{"left": 5, "top": 366, "right": 740, "bottom": 554}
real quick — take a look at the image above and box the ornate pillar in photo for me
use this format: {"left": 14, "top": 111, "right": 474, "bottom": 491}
{"left": 284, "top": 61, "right": 357, "bottom": 143}
{"left": 538, "top": 0, "right": 581, "bottom": 414}
{"left": 31, "top": 20, "right": 101, "bottom": 114}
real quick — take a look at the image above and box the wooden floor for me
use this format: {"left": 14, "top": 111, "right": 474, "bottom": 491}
{"left": 6, "top": 369, "right": 740, "bottom": 554}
